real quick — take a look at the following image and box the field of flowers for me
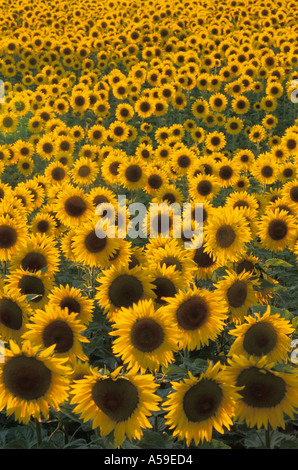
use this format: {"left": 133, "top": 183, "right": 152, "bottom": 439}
{"left": 0, "top": 0, "right": 297, "bottom": 451}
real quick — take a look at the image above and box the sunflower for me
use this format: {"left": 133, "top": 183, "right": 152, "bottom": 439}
{"left": 257, "top": 208, "right": 297, "bottom": 252}
{"left": 152, "top": 184, "right": 184, "bottom": 206}
{"left": 117, "top": 157, "right": 148, "bottom": 191}
{"left": 224, "top": 115, "right": 244, "bottom": 135}
{"left": 110, "top": 298, "right": 179, "bottom": 373}
{"left": 204, "top": 207, "right": 252, "bottom": 265}
{"left": 70, "top": 157, "right": 99, "bottom": 187}
{"left": 205, "top": 132, "right": 226, "bottom": 152}
{"left": 144, "top": 165, "right": 169, "bottom": 196}
{"left": 228, "top": 306, "right": 294, "bottom": 363}
{"left": 48, "top": 284, "right": 94, "bottom": 326}
{"left": 95, "top": 265, "right": 156, "bottom": 320}
{"left": 5, "top": 267, "right": 53, "bottom": 311}
{"left": 216, "top": 157, "right": 240, "bottom": 188}
{"left": 0, "top": 286, "right": 33, "bottom": 343}
{"left": 191, "top": 240, "right": 221, "bottom": 280}
{"left": 10, "top": 233, "right": 60, "bottom": 277}
{"left": 101, "top": 149, "right": 126, "bottom": 186}
{"left": 53, "top": 184, "right": 93, "bottom": 228}
{"left": 225, "top": 191, "right": 259, "bottom": 217}
{"left": 251, "top": 155, "right": 279, "bottom": 186}
{"left": 231, "top": 95, "right": 250, "bottom": 114}
{"left": 0, "top": 112, "right": 18, "bottom": 134}
{"left": 150, "top": 263, "right": 187, "bottom": 308}
{"left": 0, "top": 340, "right": 70, "bottom": 424}
{"left": 71, "top": 219, "right": 120, "bottom": 269}
{"left": 162, "top": 284, "right": 228, "bottom": 351}
{"left": 30, "top": 212, "right": 57, "bottom": 238}
{"left": 282, "top": 179, "right": 298, "bottom": 208}
{"left": 147, "top": 238, "right": 196, "bottom": 280}
{"left": 189, "top": 174, "right": 220, "bottom": 203}
{"left": 36, "top": 133, "right": 57, "bottom": 160}
{"left": 22, "top": 304, "right": 89, "bottom": 361}
{"left": 44, "top": 161, "right": 71, "bottom": 187}
{"left": 222, "top": 355, "right": 298, "bottom": 431}
{"left": 209, "top": 93, "right": 228, "bottom": 113}
{"left": 70, "top": 367, "right": 160, "bottom": 447}
{"left": 248, "top": 124, "right": 267, "bottom": 143}
{"left": 213, "top": 270, "right": 259, "bottom": 325}
{"left": 163, "top": 362, "right": 238, "bottom": 446}
{"left": 0, "top": 214, "right": 28, "bottom": 262}
{"left": 233, "top": 149, "right": 255, "bottom": 171}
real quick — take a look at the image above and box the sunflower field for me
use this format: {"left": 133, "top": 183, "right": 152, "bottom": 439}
{"left": 0, "top": 0, "right": 298, "bottom": 452}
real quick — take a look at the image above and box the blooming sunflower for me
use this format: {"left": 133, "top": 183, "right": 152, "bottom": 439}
{"left": 0, "top": 340, "right": 70, "bottom": 424}
{"left": 228, "top": 305, "right": 294, "bottom": 363}
{"left": 160, "top": 286, "right": 228, "bottom": 351}
{"left": 189, "top": 174, "right": 220, "bottom": 203}
{"left": 5, "top": 267, "right": 53, "bottom": 311}
{"left": 47, "top": 284, "right": 94, "bottom": 325}
{"left": 10, "top": 233, "right": 60, "bottom": 277}
{"left": 117, "top": 156, "right": 148, "bottom": 191}
{"left": 222, "top": 355, "right": 298, "bottom": 431}
{"left": 95, "top": 265, "right": 156, "bottom": 320}
{"left": 163, "top": 362, "right": 238, "bottom": 446}
{"left": 22, "top": 304, "right": 89, "bottom": 361}
{"left": 257, "top": 208, "right": 297, "bottom": 252}
{"left": 110, "top": 298, "right": 179, "bottom": 373}
{"left": 70, "top": 367, "right": 160, "bottom": 447}
{"left": 0, "top": 214, "right": 28, "bottom": 262}
{"left": 70, "top": 157, "right": 99, "bottom": 187}
{"left": 213, "top": 270, "right": 258, "bottom": 325}
{"left": 0, "top": 286, "right": 33, "bottom": 343}
{"left": 53, "top": 184, "right": 93, "bottom": 228}
{"left": 204, "top": 207, "right": 252, "bottom": 265}
{"left": 71, "top": 220, "right": 120, "bottom": 269}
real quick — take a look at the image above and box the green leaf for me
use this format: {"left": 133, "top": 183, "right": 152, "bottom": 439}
{"left": 199, "top": 439, "right": 231, "bottom": 449}
{"left": 265, "top": 258, "right": 293, "bottom": 268}
{"left": 4, "top": 438, "right": 29, "bottom": 449}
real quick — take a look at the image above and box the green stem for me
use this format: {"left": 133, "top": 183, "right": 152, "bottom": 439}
{"left": 265, "top": 425, "right": 271, "bottom": 449}
{"left": 35, "top": 418, "right": 42, "bottom": 447}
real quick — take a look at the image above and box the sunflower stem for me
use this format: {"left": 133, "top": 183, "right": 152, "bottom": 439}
{"left": 35, "top": 418, "right": 42, "bottom": 447}
{"left": 265, "top": 425, "right": 271, "bottom": 449}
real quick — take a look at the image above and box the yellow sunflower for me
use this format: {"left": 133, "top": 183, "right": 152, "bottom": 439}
{"left": 204, "top": 207, "right": 252, "bottom": 265}
{"left": 163, "top": 362, "right": 239, "bottom": 446}
{"left": 160, "top": 286, "right": 228, "bottom": 351}
{"left": 70, "top": 367, "right": 160, "bottom": 447}
{"left": 222, "top": 355, "right": 298, "bottom": 431}
{"left": 228, "top": 305, "right": 294, "bottom": 363}
{"left": 0, "top": 340, "right": 70, "bottom": 424}
{"left": 22, "top": 304, "right": 89, "bottom": 361}
{"left": 110, "top": 298, "right": 179, "bottom": 373}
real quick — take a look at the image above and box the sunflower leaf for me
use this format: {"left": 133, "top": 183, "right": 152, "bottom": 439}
{"left": 265, "top": 258, "right": 293, "bottom": 268}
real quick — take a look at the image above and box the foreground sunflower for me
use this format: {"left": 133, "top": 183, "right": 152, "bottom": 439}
{"left": 70, "top": 367, "right": 160, "bottom": 446}
{"left": 22, "top": 304, "right": 89, "bottom": 361}
{"left": 163, "top": 362, "right": 238, "bottom": 446}
{"left": 204, "top": 207, "right": 252, "bottom": 265}
{"left": 222, "top": 355, "right": 298, "bottom": 430}
{"left": 228, "top": 306, "right": 294, "bottom": 363}
{"left": 0, "top": 340, "right": 70, "bottom": 423}
{"left": 160, "top": 286, "right": 228, "bottom": 351}
{"left": 110, "top": 299, "right": 179, "bottom": 373}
